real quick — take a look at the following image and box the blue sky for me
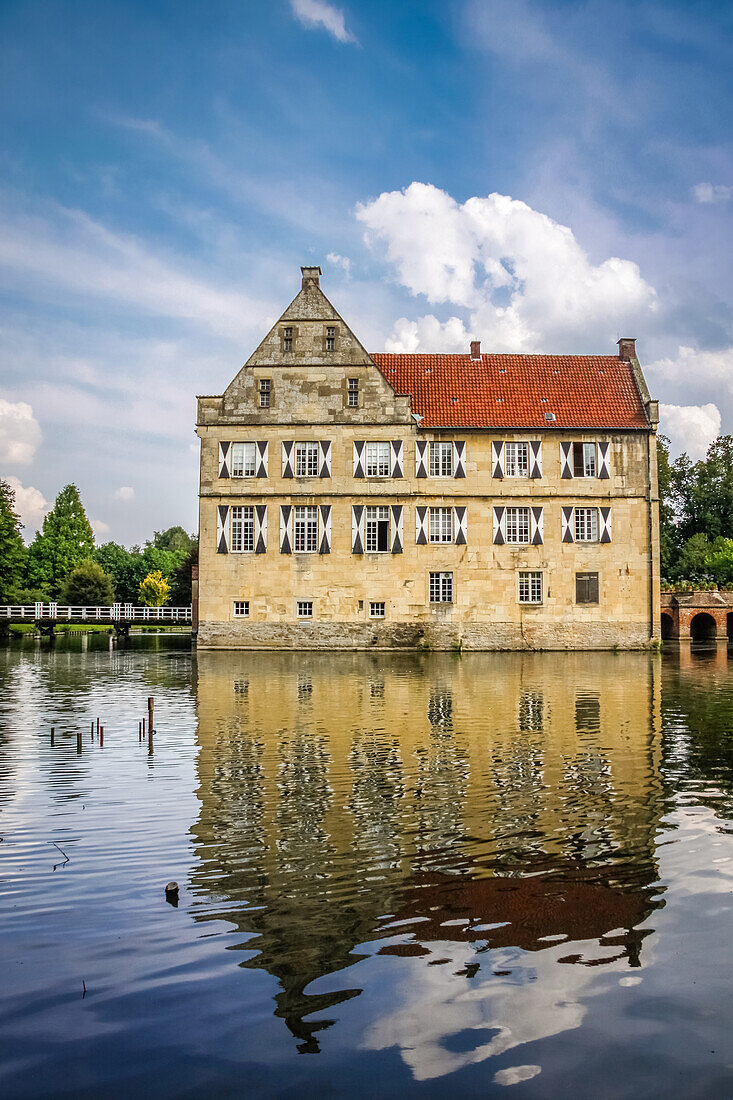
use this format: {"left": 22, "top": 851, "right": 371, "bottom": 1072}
{"left": 0, "top": 0, "right": 731, "bottom": 543}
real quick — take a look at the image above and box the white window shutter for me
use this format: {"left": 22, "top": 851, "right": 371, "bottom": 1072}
{"left": 416, "top": 505, "right": 428, "bottom": 544}
{"left": 453, "top": 441, "right": 466, "bottom": 478}
{"left": 560, "top": 442, "right": 573, "bottom": 479}
{"left": 217, "top": 505, "right": 230, "bottom": 553}
{"left": 282, "top": 441, "right": 294, "bottom": 478}
{"left": 318, "top": 505, "right": 331, "bottom": 554}
{"left": 529, "top": 441, "right": 542, "bottom": 478}
{"left": 254, "top": 505, "right": 267, "bottom": 553}
{"left": 353, "top": 441, "right": 365, "bottom": 477}
{"left": 454, "top": 506, "right": 467, "bottom": 545}
{"left": 561, "top": 506, "right": 575, "bottom": 543}
{"left": 492, "top": 441, "right": 505, "bottom": 479}
{"left": 319, "top": 441, "right": 331, "bottom": 478}
{"left": 492, "top": 505, "right": 505, "bottom": 545}
{"left": 391, "top": 505, "right": 403, "bottom": 553}
{"left": 415, "top": 440, "right": 428, "bottom": 477}
{"left": 256, "top": 442, "right": 268, "bottom": 478}
{"left": 280, "top": 505, "right": 293, "bottom": 553}
{"left": 531, "top": 506, "right": 544, "bottom": 545}
{"left": 218, "top": 442, "right": 231, "bottom": 479}
{"left": 352, "top": 505, "right": 365, "bottom": 554}
{"left": 598, "top": 442, "right": 611, "bottom": 479}
{"left": 391, "top": 440, "right": 404, "bottom": 478}
{"left": 600, "top": 506, "right": 612, "bottom": 543}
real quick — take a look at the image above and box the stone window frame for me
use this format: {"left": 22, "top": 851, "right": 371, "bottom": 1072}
{"left": 257, "top": 377, "right": 273, "bottom": 409}
{"left": 518, "top": 571, "right": 543, "bottom": 605}
{"left": 233, "top": 600, "right": 250, "bottom": 618}
{"left": 369, "top": 600, "right": 386, "bottom": 619}
{"left": 576, "top": 571, "right": 600, "bottom": 604}
{"left": 296, "top": 599, "right": 314, "bottom": 619}
{"left": 347, "top": 377, "right": 359, "bottom": 407}
{"left": 323, "top": 323, "right": 340, "bottom": 353}
{"left": 279, "top": 324, "right": 298, "bottom": 354}
{"left": 428, "top": 570, "right": 454, "bottom": 604}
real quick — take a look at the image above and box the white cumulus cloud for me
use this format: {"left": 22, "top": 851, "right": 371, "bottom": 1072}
{"left": 90, "top": 517, "right": 111, "bottom": 539}
{"left": 290, "top": 0, "right": 356, "bottom": 43}
{"left": 659, "top": 402, "right": 721, "bottom": 460}
{"left": 4, "top": 476, "right": 49, "bottom": 537}
{"left": 0, "top": 398, "right": 42, "bottom": 465}
{"left": 692, "top": 182, "right": 732, "bottom": 205}
{"left": 326, "top": 251, "right": 352, "bottom": 276}
{"left": 356, "top": 183, "right": 657, "bottom": 353}
{"left": 385, "top": 315, "right": 472, "bottom": 353}
{"left": 113, "top": 486, "right": 135, "bottom": 503}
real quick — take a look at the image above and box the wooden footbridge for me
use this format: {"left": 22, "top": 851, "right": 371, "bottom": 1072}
{"left": 0, "top": 603, "right": 192, "bottom": 637}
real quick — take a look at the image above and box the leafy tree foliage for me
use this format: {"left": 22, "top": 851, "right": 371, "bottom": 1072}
{"left": 170, "top": 544, "right": 198, "bottom": 605}
{"left": 153, "top": 526, "right": 196, "bottom": 554}
{"left": 94, "top": 542, "right": 189, "bottom": 602}
{"left": 62, "top": 558, "right": 115, "bottom": 605}
{"left": 660, "top": 435, "right": 733, "bottom": 585}
{"left": 139, "top": 569, "right": 171, "bottom": 606}
{"left": 26, "top": 484, "right": 94, "bottom": 598}
{"left": 0, "top": 479, "right": 27, "bottom": 601}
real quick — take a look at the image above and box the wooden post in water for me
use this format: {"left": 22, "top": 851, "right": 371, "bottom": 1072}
{"left": 100, "top": 726, "right": 104, "bottom": 747}
{"left": 138, "top": 720, "right": 142, "bottom": 742}
{"left": 147, "top": 697, "right": 154, "bottom": 755}
{"left": 51, "top": 727, "right": 54, "bottom": 745}
{"left": 96, "top": 717, "right": 100, "bottom": 738}
{"left": 76, "top": 731, "right": 82, "bottom": 755}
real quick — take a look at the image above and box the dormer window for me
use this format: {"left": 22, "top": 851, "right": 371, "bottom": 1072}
{"left": 259, "top": 379, "right": 271, "bottom": 408}
{"left": 347, "top": 377, "right": 359, "bottom": 407}
{"left": 326, "top": 326, "right": 336, "bottom": 351}
{"left": 283, "top": 327, "right": 293, "bottom": 352}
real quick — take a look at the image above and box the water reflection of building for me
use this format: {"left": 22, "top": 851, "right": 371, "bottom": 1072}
{"left": 190, "top": 651, "right": 664, "bottom": 1055}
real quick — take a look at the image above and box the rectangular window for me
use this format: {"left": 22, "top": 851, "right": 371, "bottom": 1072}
{"left": 347, "top": 377, "right": 359, "bottom": 406}
{"left": 259, "top": 379, "right": 271, "bottom": 408}
{"left": 230, "top": 441, "right": 256, "bottom": 478}
{"left": 576, "top": 572, "right": 599, "bottom": 604}
{"left": 365, "top": 506, "right": 390, "bottom": 552}
{"left": 294, "top": 506, "right": 318, "bottom": 552}
{"left": 505, "top": 506, "right": 530, "bottom": 544}
{"left": 233, "top": 600, "right": 250, "bottom": 617}
{"left": 429, "top": 441, "right": 453, "bottom": 477}
{"left": 283, "top": 326, "right": 293, "bottom": 352}
{"left": 519, "top": 571, "right": 543, "bottom": 604}
{"left": 429, "top": 571, "right": 453, "bottom": 603}
{"left": 297, "top": 600, "right": 313, "bottom": 618}
{"left": 575, "top": 507, "right": 599, "bottom": 542}
{"left": 573, "top": 442, "right": 596, "bottom": 477}
{"left": 326, "top": 326, "right": 336, "bottom": 351}
{"left": 504, "top": 441, "right": 529, "bottom": 478}
{"left": 429, "top": 507, "right": 453, "bottom": 543}
{"left": 294, "top": 441, "right": 319, "bottom": 477}
{"left": 365, "top": 440, "right": 390, "bottom": 476}
{"left": 230, "top": 506, "right": 254, "bottom": 553}
{"left": 369, "top": 601, "right": 386, "bottom": 619}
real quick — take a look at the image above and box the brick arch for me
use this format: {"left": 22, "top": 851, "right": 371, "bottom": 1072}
{"left": 689, "top": 611, "right": 718, "bottom": 642}
{"left": 678, "top": 606, "right": 727, "bottom": 640}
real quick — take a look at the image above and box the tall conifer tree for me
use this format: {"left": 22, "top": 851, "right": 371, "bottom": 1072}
{"left": 0, "top": 479, "right": 26, "bottom": 600}
{"left": 26, "top": 484, "right": 94, "bottom": 598}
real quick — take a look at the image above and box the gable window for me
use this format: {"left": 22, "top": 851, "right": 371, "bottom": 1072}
{"left": 505, "top": 441, "right": 529, "bottom": 478}
{"left": 429, "top": 571, "right": 453, "bottom": 603}
{"left": 365, "top": 506, "right": 390, "bottom": 552}
{"left": 429, "top": 507, "right": 453, "bottom": 543}
{"left": 576, "top": 572, "right": 599, "bottom": 604}
{"left": 294, "top": 441, "right": 319, "bottom": 477}
{"left": 575, "top": 507, "right": 599, "bottom": 542}
{"left": 506, "top": 506, "right": 530, "bottom": 544}
{"left": 573, "top": 442, "right": 596, "bottom": 478}
{"left": 365, "top": 440, "right": 390, "bottom": 476}
{"left": 259, "top": 379, "right": 271, "bottom": 408}
{"left": 283, "top": 326, "right": 293, "bottom": 352}
{"left": 347, "top": 377, "right": 359, "bottom": 406}
{"left": 326, "top": 326, "right": 336, "bottom": 351}
{"left": 519, "top": 571, "right": 543, "bottom": 604}
{"left": 297, "top": 600, "right": 313, "bottom": 618}
{"left": 230, "top": 506, "right": 254, "bottom": 553}
{"left": 369, "top": 601, "right": 386, "bottom": 619}
{"left": 233, "top": 600, "right": 250, "bottom": 617}
{"left": 294, "top": 506, "right": 318, "bottom": 552}
{"left": 231, "top": 442, "right": 256, "bottom": 478}
{"left": 429, "top": 441, "right": 453, "bottom": 477}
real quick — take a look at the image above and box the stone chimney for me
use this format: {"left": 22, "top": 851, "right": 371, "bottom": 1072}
{"left": 301, "top": 265, "right": 322, "bottom": 289}
{"left": 617, "top": 337, "right": 636, "bottom": 361}
{"left": 470, "top": 340, "right": 481, "bottom": 360}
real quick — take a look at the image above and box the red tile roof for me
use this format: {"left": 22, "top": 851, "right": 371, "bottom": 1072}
{"left": 370, "top": 353, "right": 649, "bottom": 430}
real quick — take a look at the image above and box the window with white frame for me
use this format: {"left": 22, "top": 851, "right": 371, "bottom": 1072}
{"left": 429, "top": 440, "right": 453, "bottom": 477}
{"left": 506, "top": 506, "right": 530, "bottom": 544}
{"left": 233, "top": 600, "right": 250, "bottom": 617}
{"left": 297, "top": 600, "right": 313, "bottom": 618}
{"left": 369, "top": 601, "right": 386, "bottom": 619}
{"left": 347, "top": 377, "right": 359, "bottom": 406}
{"left": 505, "top": 441, "right": 529, "bottom": 478}
{"left": 429, "top": 507, "right": 453, "bottom": 543}
{"left": 294, "top": 506, "right": 318, "bottom": 552}
{"left": 294, "top": 442, "right": 319, "bottom": 477}
{"left": 365, "top": 440, "right": 390, "bottom": 477}
{"left": 259, "top": 379, "right": 271, "bottom": 408}
{"left": 230, "top": 506, "right": 254, "bottom": 553}
{"left": 429, "top": 571, "right": 453, "bottom": 603}
{"left": 573, "top": 442, "right": 596, "bottom": 478}
{"left": 575, "top": 507, "right": 599, "bottom": 542}
{"left": 365, "top": 506, "right": 390, "bottom": 552}
{"left": 230, "top": 442, "right": 256, "bottom": 478}
{"left": 518, "top": 571, "right": 543, "bottom": 604}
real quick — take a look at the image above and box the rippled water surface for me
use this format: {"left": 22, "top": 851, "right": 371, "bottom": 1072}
{"left": 2, "top": 637, "right": 733, "bottom": 1098}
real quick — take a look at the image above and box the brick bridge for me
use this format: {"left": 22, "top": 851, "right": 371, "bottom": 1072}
{"left": 660, "top": 590, "right": 733, "bottom": 643}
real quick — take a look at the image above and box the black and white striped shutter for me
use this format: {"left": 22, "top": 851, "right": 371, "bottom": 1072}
{"left": 280, "top": 505, "right": 293, "bottom": 553}
{"left": 415, "top": 440, "right": 428, "bottom": 477}
{"left": 282, "top": 441, "right": 294, "bottom": 478}
{"left": 319, "top": 441, "right": 331, "bottom": 478}
{"left": 218, "top": 442, "right": 231, "bottom": 479}
{"left": 352, "top": 505, "right": 365, "bottom": 554}
{"left": 318, "top": 505, "right": 331, "bottom": 554}
{"left": 531, "top": 506, "right": 544, "bottom": 545}
{"left": 529, "top": 441, "right": 543, "bottom": 478}
{"left": 599, "top": 507, "right": 612, "bottom": 543}
{"left": 454, "top": 506, "right": 467, "bottom": 545}
{"left": 492, "top": 505, "right": 506, "bottom": 545}
{"left": 216, "top": 505, "right": 230, "bottom": 553}
{"left": 560, "top": 442, "right": 573, "bottom": 479}
{"left": 254, "top": 505, "right": 267, "bottom": 553}
{"left": 492, "top": 441, "right": 505, "bottom": 479}
{"left": 391, "top": 505, "right": 403, "bottom": 553}
{"left": 598, "top": 442, "right": 611, "bottom": 479}
{"left": 391, "top": 441, "right": 404, "bottom": 478}
{"left": 453, "top": 441, "right": 466, "bottom": 478}
{"left": 256, "top": 442, "right": 268, "bottom": 478}
{"left": 416, "top": 505, "right": 429, "bottom": 544}
{"left": 353, "top": 441, "right": 365, "bottom": 477}
{"left": 561, "top": 506, "right": 575, "bottom": 543}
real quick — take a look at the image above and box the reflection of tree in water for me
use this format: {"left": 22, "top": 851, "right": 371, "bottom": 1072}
{"left": 348, "top": 731, "right": 405, "bottom": 872}
{"left": 412, "top": 689, "right": 470, "bottom": 867}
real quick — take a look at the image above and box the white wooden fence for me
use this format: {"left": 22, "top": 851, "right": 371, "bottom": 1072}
{"left": 0, "top": 604, "right": 192, "bottom": 623}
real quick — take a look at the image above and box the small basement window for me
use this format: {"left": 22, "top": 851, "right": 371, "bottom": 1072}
{"left": 369, "top": 601, "right": 386, "bottom": 619}
{"left": 233, "top": 601, "right": 250, "bottom": 617}
{"left": 297, "top": 600, "right": 313, "bottom": 619}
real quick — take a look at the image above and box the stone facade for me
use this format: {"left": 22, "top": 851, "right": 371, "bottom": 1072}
{"left": 196, "top": 266, "right": 661, "bottom": 650}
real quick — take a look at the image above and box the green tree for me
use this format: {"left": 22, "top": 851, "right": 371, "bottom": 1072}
{"left": 704, "top": 537, "right": 733, "bottom": 587}
{"left": 0, "top": 479, "right": 27, "bottom": 601}
{"left": 153, "top": 525, "right": 196, "bottom": 554}
{"left": 656, "top": 435, "right": 677, "bottom": 579}
{"left": 671, "top": 533, "right": 711, "bottom": 584}
{"left": 170, "top": 543, "right": 198, "bottom": 605}
{"left": 62, "top": 558, "right": 115, "bottom": 605}
{"left": 26, "top": 484, "right": 94, "bottom": 598}
{"left": 139, "top": 569, "right": 171, "bottom": 606}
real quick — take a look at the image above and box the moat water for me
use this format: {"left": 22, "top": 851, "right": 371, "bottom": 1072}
{"left": 1, "top": 637, "right": 733, "bottom": 1098}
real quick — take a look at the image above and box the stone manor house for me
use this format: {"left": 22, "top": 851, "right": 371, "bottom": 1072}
{"left": 195, "top": 266, "right": 661, "bottom": 650}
